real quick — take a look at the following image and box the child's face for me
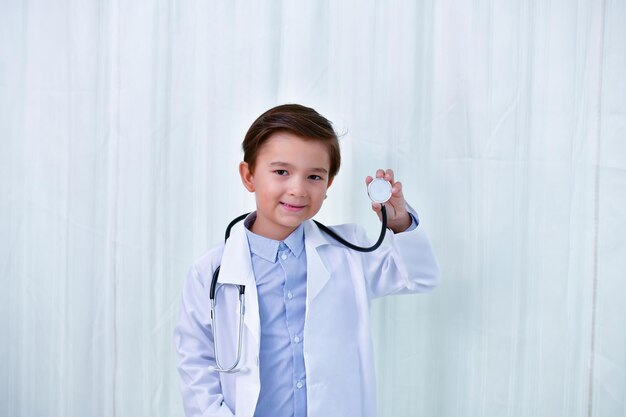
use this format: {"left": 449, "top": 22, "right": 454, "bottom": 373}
{"left": 239, "top": 131, "right": 334, "bottom": 241}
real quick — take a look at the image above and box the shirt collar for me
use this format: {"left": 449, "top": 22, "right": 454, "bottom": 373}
{"left": 243, "top": 212, "right": 305, "bottom": 262}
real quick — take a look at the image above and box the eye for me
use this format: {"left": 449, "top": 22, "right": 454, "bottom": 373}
{"left": 309, "top": 175, "right": 324, "bottom": 181}
{"left": 274, "top": 169, "right": 288, "bottom": 176}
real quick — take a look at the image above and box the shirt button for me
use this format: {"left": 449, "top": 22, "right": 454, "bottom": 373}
{"left": 281, "top": 253, "right": 288, "bottom": 260}
{"left": 287, "top": 291, "right": 293, "bottom": 300}
{"left": 296, "top": 381, "right": 303, "bottom": 389}
{"left": 294, "top": 336, "right": 301, "bottom": 343}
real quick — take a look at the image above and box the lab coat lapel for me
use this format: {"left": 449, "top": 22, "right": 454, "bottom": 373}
{"left": 217, "top": 222, "right": 261, "bottom": 346}
{"left": 304, "top": 220, "right": 332, "bottom": 301}
{"left": 219, "top": 220, "right": 334, "bottom": 342}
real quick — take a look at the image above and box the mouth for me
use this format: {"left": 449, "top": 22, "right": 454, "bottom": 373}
{"left": 280, "top": 202, "right": 306, "bottom": 212}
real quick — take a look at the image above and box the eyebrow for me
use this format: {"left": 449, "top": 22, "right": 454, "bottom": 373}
{"left": 269, "top": 161, "right": 328, "bottom": 174}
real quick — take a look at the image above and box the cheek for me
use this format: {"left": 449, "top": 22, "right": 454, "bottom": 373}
{"left": 312, "top": 185, "right": 328, "bottom": 201}
{"left": 260, "top": 182, "right": 285, "bottom": 202}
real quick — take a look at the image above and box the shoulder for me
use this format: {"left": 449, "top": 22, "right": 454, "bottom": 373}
{"left": 324, "top": 221, "right": 362, "bottom": 235}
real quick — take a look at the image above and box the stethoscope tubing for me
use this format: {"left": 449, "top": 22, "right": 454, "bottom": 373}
{"left": 210, "top": 290, "right": 246, "bottom": 373}
{"left": 208, "top": 204, "right": 388, "bottom": 373}
{"left": 313, "top": 205, "right": 387, "bottom": 253}
{"left": 211, "top": 204, "right": 388, "bottom": 298}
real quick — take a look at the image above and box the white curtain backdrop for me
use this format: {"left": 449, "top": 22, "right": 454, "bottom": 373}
{"left": 1, "top": 1, "right": 625, "bottom": 416}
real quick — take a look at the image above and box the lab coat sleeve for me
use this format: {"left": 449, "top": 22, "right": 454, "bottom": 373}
{"left": 173, "top": 261, "right": 235, "bottom": 417}
{"left": 358, "top": 204, "right": 440, "bottom": 298}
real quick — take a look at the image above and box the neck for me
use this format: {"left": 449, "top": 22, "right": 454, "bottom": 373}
{"left": 250, "top": 220, "right": 299, "bottom": 241}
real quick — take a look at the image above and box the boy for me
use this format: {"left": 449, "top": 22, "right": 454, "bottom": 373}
{"left": 174, "top": 104, "right": 440, "bottom": 417}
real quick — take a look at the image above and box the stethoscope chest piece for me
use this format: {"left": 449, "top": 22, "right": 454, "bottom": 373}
{"left": 367, "top": 178, "right": 392, "bottom": 204}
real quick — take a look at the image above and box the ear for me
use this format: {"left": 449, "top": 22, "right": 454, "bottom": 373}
{"left": 239, "top": 161, "right": 255, "bottom": 192}
{"left": 326, "top": 176, "right": 334, "bottom": 189}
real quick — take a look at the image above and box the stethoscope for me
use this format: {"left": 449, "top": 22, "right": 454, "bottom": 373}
{"left": 208, "top": 178, "right": 393, "bottom": 373}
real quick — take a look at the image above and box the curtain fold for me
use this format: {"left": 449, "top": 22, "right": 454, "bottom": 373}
{"left": 1, "top": 1, "right": 624, "bottom": 416}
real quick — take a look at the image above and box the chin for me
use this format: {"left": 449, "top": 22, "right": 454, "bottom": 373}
{"left": 280, "top": 217, "right": 307, "bottom": 227}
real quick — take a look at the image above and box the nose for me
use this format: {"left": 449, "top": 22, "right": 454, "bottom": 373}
{"left": 287, "top": 177, "right": 307, "bottom": 197}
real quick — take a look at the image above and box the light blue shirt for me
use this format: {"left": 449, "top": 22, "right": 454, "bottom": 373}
{"left": 244, "top": 215, "right": 308, "bottom": 417}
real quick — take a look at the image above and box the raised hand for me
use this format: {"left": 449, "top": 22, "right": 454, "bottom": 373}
{"left": 365, "top": 169, "right": 412, "bottom": 233}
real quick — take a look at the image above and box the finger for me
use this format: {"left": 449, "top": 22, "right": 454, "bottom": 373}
{"left": 365, "top": 175, "right": 373, "bottom": 186}
{"left": 385, "top": 169, "right": 394, "bottom": 183}
{"left": 371, "top": 202, "right": 382, "bottom": 212}
{"left": 376, "top": 169, "right": 385, "bottom": 179}
{"left": 391, "top": 180, "right": 403, "bottom": 195}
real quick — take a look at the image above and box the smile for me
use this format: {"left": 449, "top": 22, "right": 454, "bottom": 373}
{"left": 280, "top": 202, "right": 306, "bottom": 212}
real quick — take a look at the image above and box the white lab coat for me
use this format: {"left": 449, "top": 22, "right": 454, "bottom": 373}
{"left": 174, "top": 212, "right": 440, "bottom": 417}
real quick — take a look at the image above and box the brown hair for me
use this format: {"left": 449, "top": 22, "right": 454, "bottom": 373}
{"left": 242, "top": 104, "right": 341, "bottom": 179}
